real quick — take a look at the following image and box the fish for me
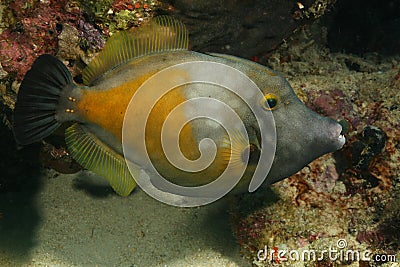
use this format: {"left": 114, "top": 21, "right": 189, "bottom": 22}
{"left": 13, "top": 16, "right": 345, "bottom": 201}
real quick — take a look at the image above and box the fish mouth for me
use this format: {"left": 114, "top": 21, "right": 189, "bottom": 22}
{"left": 335, "top": 123, "right": 346, "bottom": 149}
{"left": 322, "top": 121, "right": 346, "bottom": 152}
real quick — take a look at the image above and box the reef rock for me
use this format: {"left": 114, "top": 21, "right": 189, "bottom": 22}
{"left": 161, "top": 0, "right": 336, "bottom": 59}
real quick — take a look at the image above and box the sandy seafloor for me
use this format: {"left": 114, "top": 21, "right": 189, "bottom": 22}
{"left": 0, "top": 170, "right": 250, "bottom": 267}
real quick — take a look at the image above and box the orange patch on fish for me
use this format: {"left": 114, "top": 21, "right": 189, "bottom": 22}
{"left": 77, "top": 73, "right": 156, "bottom": 141}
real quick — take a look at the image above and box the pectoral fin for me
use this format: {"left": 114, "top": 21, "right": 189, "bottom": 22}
{"left": 65, "top": 123, "right": 137, "bottom": 196}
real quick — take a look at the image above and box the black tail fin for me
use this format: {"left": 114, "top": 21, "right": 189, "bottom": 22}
{"left": 13, "top": 54, "right": 74, "bottom": 145}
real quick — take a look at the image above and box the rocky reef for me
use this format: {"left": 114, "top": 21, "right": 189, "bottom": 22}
{"left": 0, "top": 1, "right": 399, "bottom": 266}
{"left": 230, "top": 8, "right": 400, "bottom": 265}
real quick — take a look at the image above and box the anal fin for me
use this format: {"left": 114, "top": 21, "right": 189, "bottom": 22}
{"left": 65, "top": 123, "right": 137, "bottom": 196}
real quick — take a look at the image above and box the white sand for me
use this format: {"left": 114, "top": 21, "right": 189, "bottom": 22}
{"left": 0, "top": 170, "right": 250, "bottom": 267}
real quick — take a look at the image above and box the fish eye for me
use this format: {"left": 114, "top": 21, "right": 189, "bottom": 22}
{"left": 261, "top": 93, "right": 279, "bottom": 110}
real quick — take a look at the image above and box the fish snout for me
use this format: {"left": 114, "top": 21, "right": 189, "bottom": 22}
{"left": 325, "top": 119, "right": 346, "bottom": 151}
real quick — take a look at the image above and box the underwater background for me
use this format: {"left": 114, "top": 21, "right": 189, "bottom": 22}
{"left": 0, "top": 0, "right": 400, "bottom": 266}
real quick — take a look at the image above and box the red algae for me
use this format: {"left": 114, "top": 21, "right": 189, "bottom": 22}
{"left": 0, "top": 0, "right": 80, "bottom": 80}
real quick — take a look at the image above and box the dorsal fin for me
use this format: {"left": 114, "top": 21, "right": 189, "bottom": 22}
{"left": 82, "top": 16, "right": 189, "bottom": 85}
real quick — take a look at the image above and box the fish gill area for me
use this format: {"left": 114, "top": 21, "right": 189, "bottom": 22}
{"left": 0, "top": 1, "right": 400, "bottom": 267}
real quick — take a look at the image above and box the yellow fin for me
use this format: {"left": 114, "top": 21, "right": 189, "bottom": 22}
{"left": 83, "top": 16, "right": 189, "bottom": 85}
{"left": 65, "top": 123, "right": 137, "bottom": 196}
{"left": 221, "top": 131, "right": 251, "bottom": 168}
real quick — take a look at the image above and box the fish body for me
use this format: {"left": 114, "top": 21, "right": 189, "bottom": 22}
{"left": 13, "top": 17, "right": 345, "bottom": 198}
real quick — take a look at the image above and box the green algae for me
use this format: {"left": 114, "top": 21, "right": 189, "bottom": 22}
{"left": 80, "top": 0, "right": 158, "bottom": 34}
